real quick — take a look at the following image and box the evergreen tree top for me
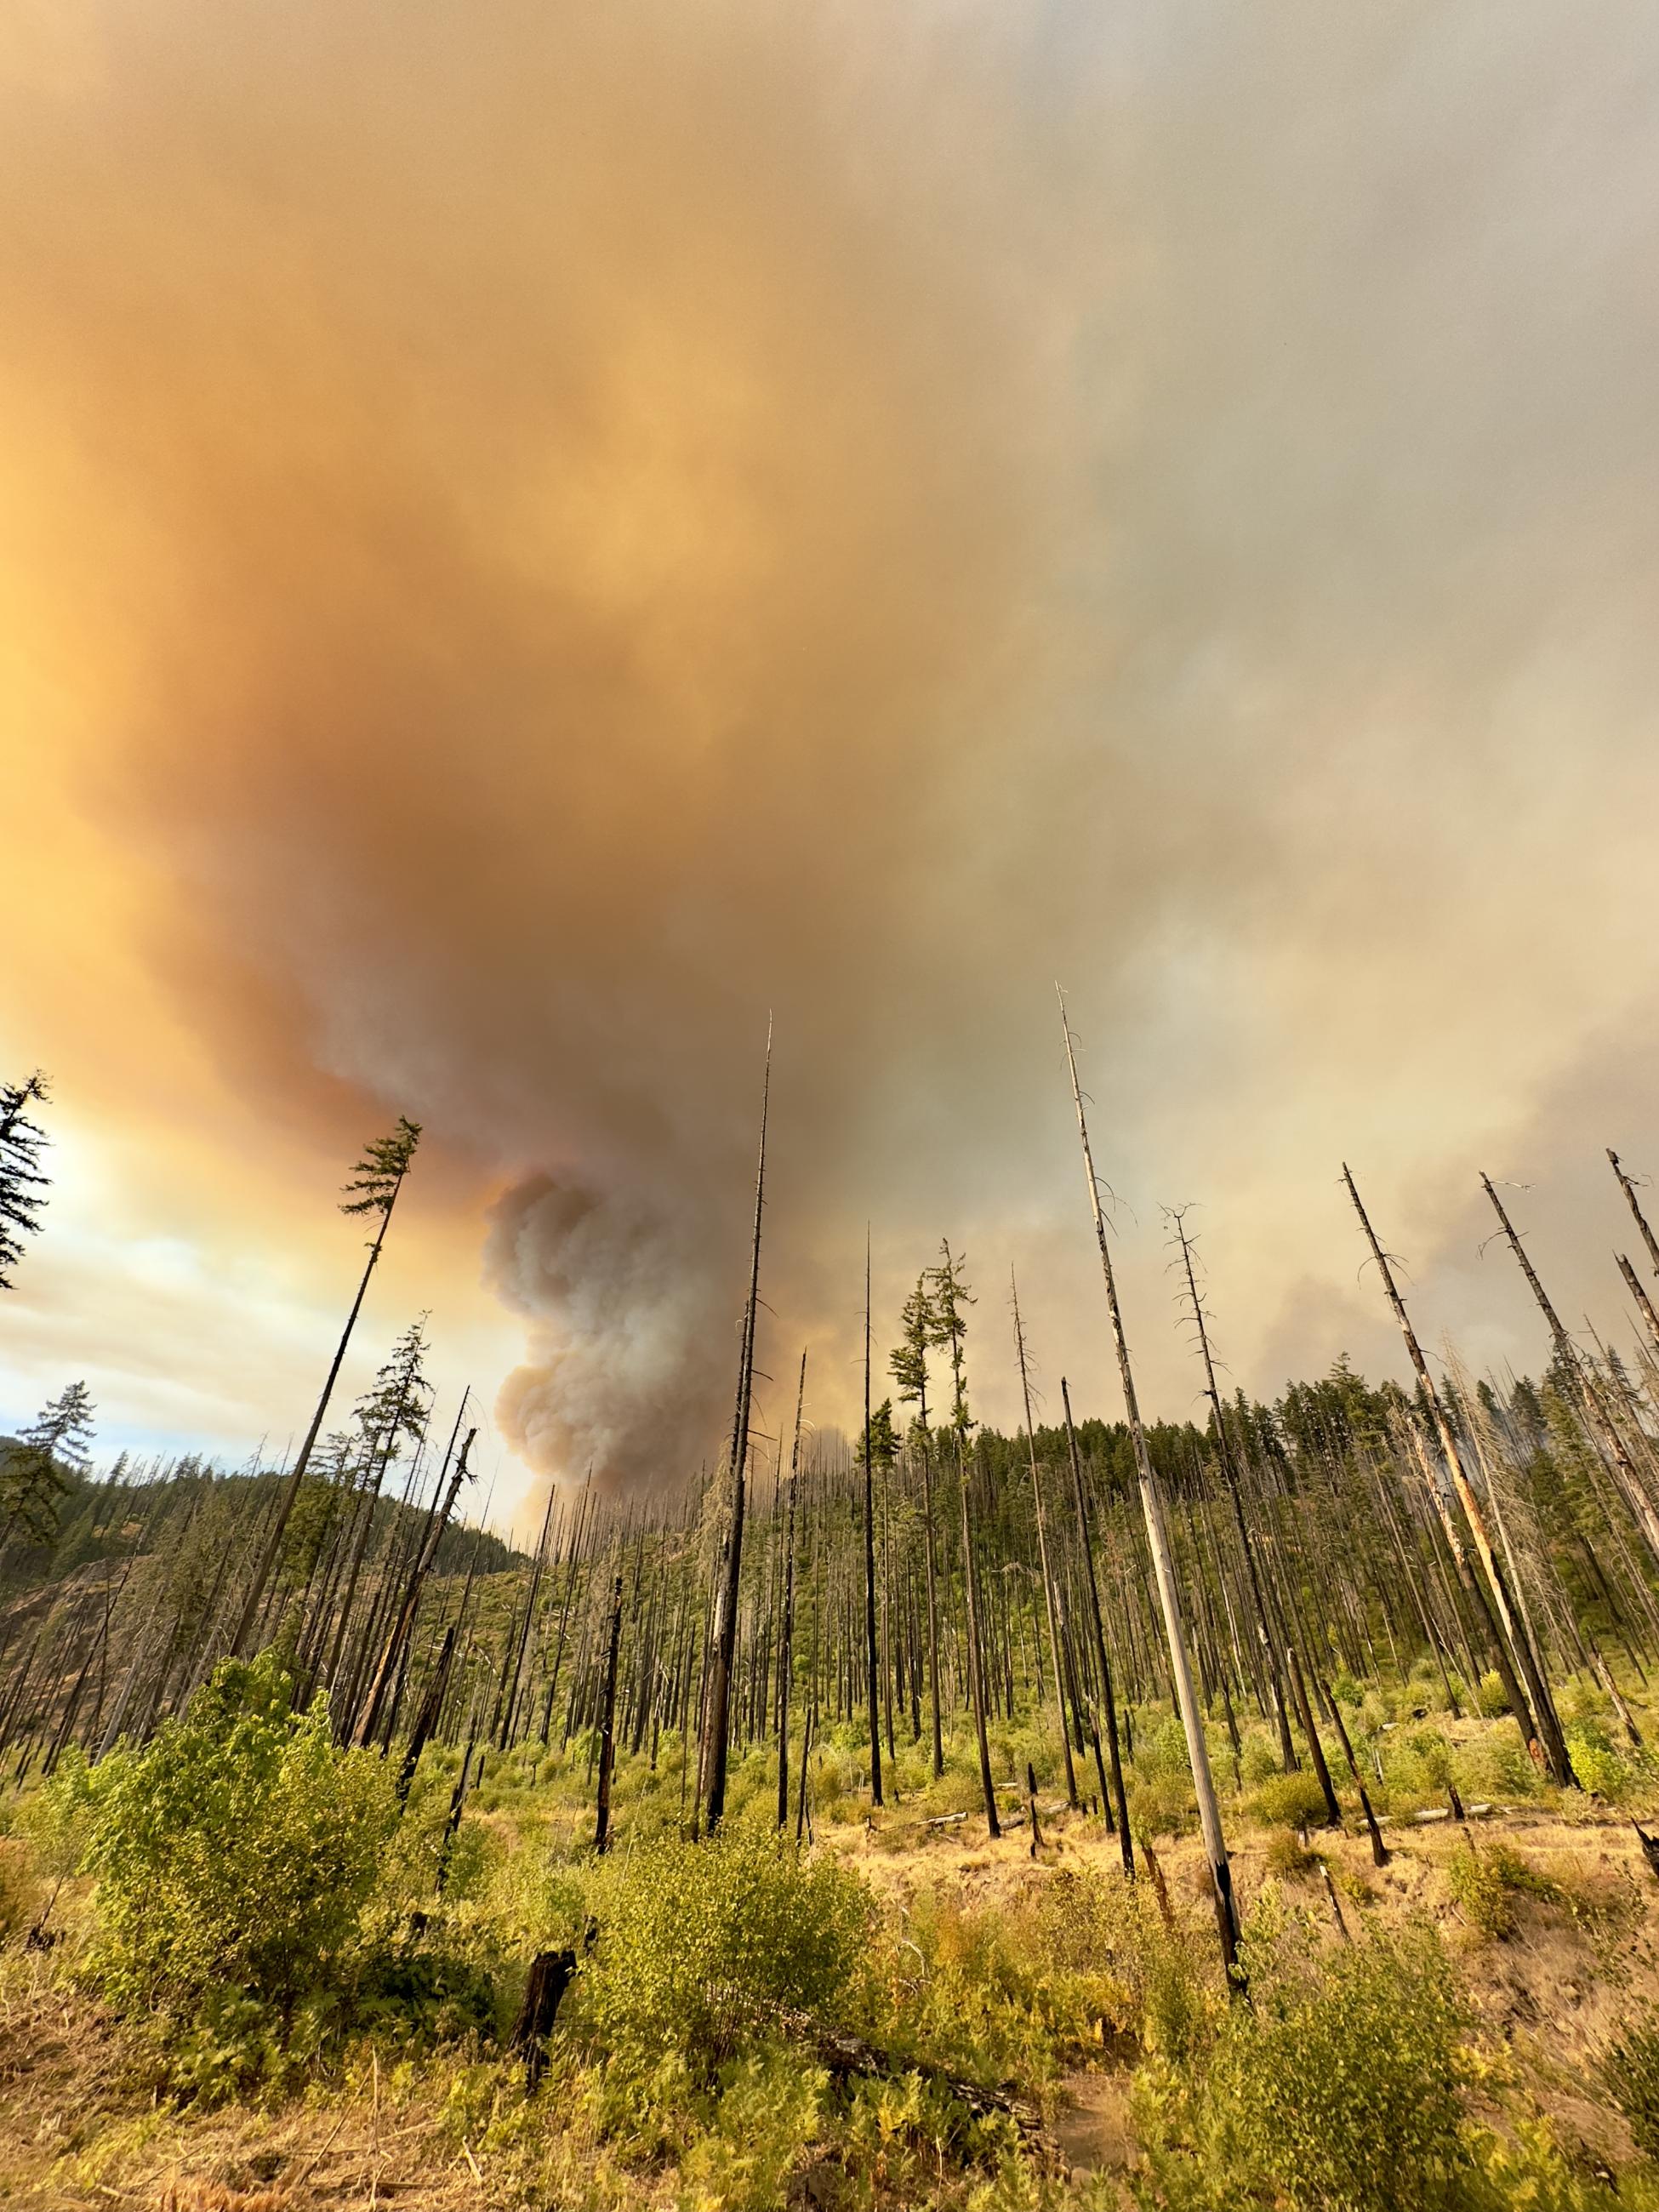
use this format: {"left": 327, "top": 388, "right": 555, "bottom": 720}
{"left": 339, "top": 1115, "right": 422, "bottom": 1220}
{"left": 0, "top": 1069, "right": 52, "bottom": 1290}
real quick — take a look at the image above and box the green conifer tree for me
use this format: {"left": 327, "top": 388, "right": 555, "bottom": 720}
{"left": 0, "top": 1072, "right": 51, "bottom": 1290}
{"left": 231, "top": 1115, "right": 421, "bottom": 1654}
{"left": 2, "top": 1378, "right": 94, "bottom": 1548}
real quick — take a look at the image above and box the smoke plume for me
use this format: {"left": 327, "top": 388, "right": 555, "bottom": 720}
{"left": 5, "top": 3, "right": 1659, "bottom": 1485}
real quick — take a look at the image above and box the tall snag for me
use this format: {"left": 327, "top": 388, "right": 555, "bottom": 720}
{"left": 892, "top": 1277, "right": 944, "bottom": 1777}
{"left": 699, "top": 1023, "right": 771, "bottom": 1836}
{"left": 1483, "top": 1170, "right": 1659, "bottom": 1571}
{"left": 1168, "top": 1209, "right": 1297, "bottom": 1775}
{"left": 1610, "top": 1150, "right": 1659, "bottom": 1281}
{"left": 1011, "top": 1271, "right": 1078, "bottom": 1808}
{"left": 777, "top": 1349, "right": 807, "bottom": 1828}
{"left": 1060, "top": 1377, "right": 1132, "bottom": 1873}
{"left": 1058, "top": 989, "right": 1241, "bottom": 1983}
{"left": 1344, "top": 1166, "right": 1574, "bottom": 1787}
{"left": 862, "top": 1235, "right": 883, "bottom": 1805}
{"left": 593, "top": 1571, "right": 624, "bottom": 1853}
{"left": 353, "top": 1422, "right": 476, "bottom": 1747}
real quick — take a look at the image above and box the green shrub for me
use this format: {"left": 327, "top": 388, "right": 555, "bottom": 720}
{"left": 1569, "top": 1730, "right": 1640, "bottom": 1804}
{"left": 79, "top": 1650, "right": 396, "bottom": 2043}
{"left": 1474, "top": 1671, "right": 1512, "bottom": 1719}
{"left": 1605, "top": 2007, "right": 1659, "bottom": 2159}
{"left": 1446, "top": 1843, "right": 1519, "bottom": 1940}
{"left": 887, "top": 1870, "right": 1152, "bottom": 2088}
{"left": 1263, "top": 1829, "right": 1320, "bottom": 1882}
{"left": 1462, "top": 2117, "right": 1636, "bottom": 2211}
{"left": 0, "top": 1839, "right": 37, "bottom": 1944}
{"left": 19, "top": 1741, "right": 100, "bottom": 1878}
{"left": 581, "top": 1827, "right": 870, "bottom": 2069}
{"left": 1128, "top": 1768, "right": 1197, "bottom": 1838}
{"left": 1451, "top": 1729, "right": 1539, "bottom": 1804}
{"left": 1379, "top": 1725, "right": 1456, "bottom": 1811}
{"left": 1132, "top": 1713, "right": 1194, "bottom": 1782}
{"left": 680, "top": 2048, "right": 828, "bottom": 2210}
{"left": 1238, "top": 1733, "right": 1282, "bottom": 1788}
{"left": 1134, "top": 1915, "right": 1471, "bottom": 2211}
{"left": 1247, "top": 1769, "right": 1332, "bottom": 1831}
{"left": 1445, "top": 1839, "right": 1561, "bottom": 1942}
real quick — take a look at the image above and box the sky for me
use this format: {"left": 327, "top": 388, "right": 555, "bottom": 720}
{"left": 3, "top": 2, "right": 1658, "bottom": 1539}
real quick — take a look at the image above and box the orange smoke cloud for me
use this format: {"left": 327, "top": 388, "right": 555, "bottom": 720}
{"left": 5, "top": 5, "right": 1659, "bottom": 1489}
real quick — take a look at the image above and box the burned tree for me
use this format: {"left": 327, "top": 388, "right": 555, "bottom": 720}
{"left": 1060, "top": 989, "right": 1242, "bottom": 1982}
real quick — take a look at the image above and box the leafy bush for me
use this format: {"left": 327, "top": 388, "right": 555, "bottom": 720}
{"left": 0, "top": 1838, "right": 37, "bottom": 1944}
{"left": 79, "top": 1650, "right": 396, "bottom": 2047}
{"left": 680, "top": 2049, "right": 828, "bottom": 2210}
{"left": 1451, "top": 1729, "right": 1539, "bottom": 1804}
{"left": 1569, "top": 1730, "right": 1641, "bottom": 1804}
{"left": 1248, "top": 1769, "right": 1334, "bottom": 1831}
{"left": 1474, "top": 1671, "right": 1512, "bottom": 1719}
{"left": 1132, "top": 1713, "right": 1194, "bottom": 1782}
{"left": 580, "top": 1826, "right": 870, "bottom": 2069}
{"left": 1605, "top": 2007, "right": 1659, "bottom": 2159}
{"left": 1379, "top": 1725, "right": 1457, "bottom": 1812}
{"left": 1447, "top": 1841, "right": 1559, "bottom": 1941}
{"left": 1238, "top": 1732, "right": 1282, "bottom": 1787}
{"left": 881, "top": 1871, "right": 1150, "bottom": 2089}
{"left": 1128, "top": 1768, "right": 1197, "bottom": 1838}
{"left": 1263, "top": 1829, "right": 1320, "bottom": 1882}
{"left": 1133, "top": 1913, "right": 1471, "bottom": 2212}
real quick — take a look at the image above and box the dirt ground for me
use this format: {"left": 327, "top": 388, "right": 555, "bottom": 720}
{"left": 3, "top": 1801, "right": 1654, "bottom": 2209}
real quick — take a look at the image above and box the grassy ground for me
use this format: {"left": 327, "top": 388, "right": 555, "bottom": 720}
{"left": 5, "top": 1672, "right": 1659, "bottom": 2209}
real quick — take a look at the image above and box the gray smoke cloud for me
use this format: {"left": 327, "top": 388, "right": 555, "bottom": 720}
{"left": 486, "top": 1173, "right": 735, "bottom": 1488}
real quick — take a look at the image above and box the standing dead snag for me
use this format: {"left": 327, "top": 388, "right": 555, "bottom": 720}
{"left": 1317, "top": 1668, "right": 1390, "bottom": 1865}
{"left": 354, "top": 1423, "right": 476, "bottom": 1748}
{"left": 1610, "top": 1150, "right": 1659, "bottom": 1280}
{"left": 1617, "top": 1255, "right": 1659, "bottom": 1356}
{"left": 862, "top": 1234, "right": 883, "bottom": 1808}
{"left": 1343, "top": 1166, "right": 1576, "bottom": 1790}
{"left": 700, "top": 1023, "right": 771, "bottom": 1837}
{"left": 1012, "top": 1271, "right": 1079, "bottom": 1810}
{"left": 932, "top": 1241, "right": 999, "bottom": 1839}
{"left": 777, "top": 1349, "right": 807, "bottom": 1829}
{"left": 1058, "top": 989, "right": 1242, "bottom": 1986}
{"left": 1061, "top": 1376, "right": 1133, "bottom": 1876}
{"left": 594, "top": 1571, "right": 624, "bottom": 1853}
{"left": 1483, "top": 1169, "right": 1659, "bottom": 1574}
{"left": 1283, "top": 1640, "right": 1342, "bottom": 1828}
{"left": 1168, "top": 1208, "right": 1298, "bottom": 1777}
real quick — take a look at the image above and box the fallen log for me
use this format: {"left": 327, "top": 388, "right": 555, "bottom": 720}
{"left": 768, "top": 2005, "right": 1061, "bottom": 2169}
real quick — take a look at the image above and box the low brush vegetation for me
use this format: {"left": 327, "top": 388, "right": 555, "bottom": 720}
{"left": 5, "top": 1654, "right": 1659, "bottom": 2209}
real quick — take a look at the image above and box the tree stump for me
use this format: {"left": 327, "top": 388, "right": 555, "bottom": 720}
{"left": 510, "top": 1949, "right": 577, "bottom": 2090}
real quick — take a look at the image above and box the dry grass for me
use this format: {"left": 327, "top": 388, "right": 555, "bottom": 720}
{"left": 3, "top": 1795, "right": 1657, "bottom": 2207}
{"left": 0, "top": 1962, "right": 486, "bottom": 2211}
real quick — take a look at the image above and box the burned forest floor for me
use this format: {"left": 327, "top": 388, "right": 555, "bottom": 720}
{"left": 7, "top": 1668, "right": 1659, "bottom": 2212}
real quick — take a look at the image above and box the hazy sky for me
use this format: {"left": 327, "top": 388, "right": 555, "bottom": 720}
{"left": 3, "top": 2, "right": 1658, "bottom": 1534}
